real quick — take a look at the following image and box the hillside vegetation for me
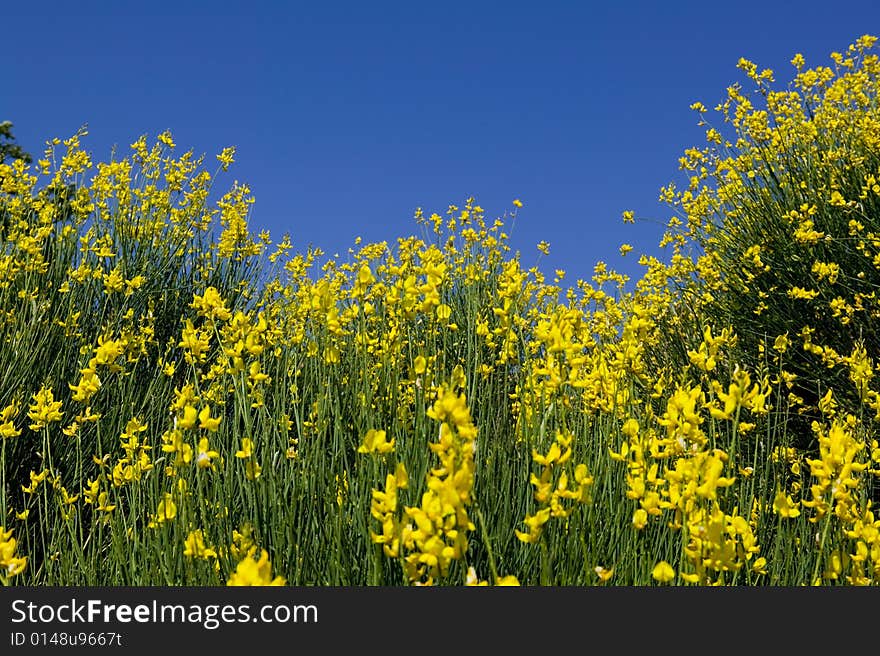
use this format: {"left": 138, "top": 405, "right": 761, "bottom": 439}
{"left": 1, "top": 35, "right": 879, "bottom": 586}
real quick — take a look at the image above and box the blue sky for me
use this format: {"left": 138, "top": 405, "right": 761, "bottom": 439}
{"left": 5, "top": 1, "right": 880, "bottom": 286}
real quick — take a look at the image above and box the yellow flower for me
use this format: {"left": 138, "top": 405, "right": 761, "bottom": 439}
{"left": 357, "top": 428, "right": 395, "bottom": 455}
{"left": 773, "top": 333, "right": 789, "bottom": 353}
{"left": 515, "top": 508, "right": 551, "bottom": 544}
{"left": 632, "top": 508, "right": 648, "bottom": 530}
{"left": 0, "top": 526, "right": 27, "bottom": 578}
{"left": 532, "top": 441, "right": 570, "bottom": 467}
{"left": 0, "top": 401, "right": 21, "bottom": 439}
{"left": 191, "top": 287, "right": 232, "bottom": 322}
{"left": 495, "top": 575, "right": 520, "bottom": 586}
{"left": 69, "top": 370, "right": 101, "bottom": 403}
{"left": 512, "top": 199, "right": 523, "bottom": 208}
{"left": 652, "top": 561, "right": 675, "bottom": 584}
{"left": 96, "top": 491, "right": 116, "bottom": 513}
{"left": 216, "top": 146, "right": 236, "bottom": 171}
{"left": 157, "top": 130, "right": 176, "bottom": 148}
{"left": 27, "top": 385, "right": 63, "bottom": 430}
{"left": 772, "top": 490, "right": 801, "bottom": 519}
{"left": 227, "top": 549, "right": 286, "bottom": 586}
{"left": 235, "top": 438, "right": 254, "bottom": 459}
{"left": 21, "top": 469, "right": 49, "bottom": 495}
{"left": 465, "top": 566, "right": 489, "bottom": 586}
{"left": 246, "top": 461, "right": 262, "bottom": 480}
{"left": 150, "top": 493, "right": 177, "bottom": 527}
{"left": 184, "top": 530, "right": 218, "bottom": 559}
{"left": 198, "top": 404, "right": 222, "bottom": 432}
{"left": 178, "top": 405, "right": 198, "bottom": 430}
{"left": 196, "top": 438, "right": 220, "bottom": 469}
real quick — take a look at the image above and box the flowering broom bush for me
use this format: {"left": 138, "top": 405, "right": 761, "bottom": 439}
{"left": 655, "top": 34, "right": 880, "bottom": 426}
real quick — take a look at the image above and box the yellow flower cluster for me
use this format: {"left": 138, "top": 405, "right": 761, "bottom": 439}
{"left": 369, "top": 462, "right": 409, "bottom": 559}
{"left": 27, "top": 385, "right": 63, "bottom": 431}
{"left": 0, "top": 526, "right": 27, "bottom": 581}
{"left": 227, "top": 548, "right": 286, "bottom": 586}
{"left": 368, "top": 383, "right": 523, "bottom": 585}
{"left": 802, "top": 418, "right": 867, "bottom": 522}
{"left": 398, "top": 386, "right": 478, "bottom": 585}
{"left": 516, "top": 430, "right": 593, "bottom": 544}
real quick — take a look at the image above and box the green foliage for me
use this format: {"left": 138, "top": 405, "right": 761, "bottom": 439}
{"left": 0, "top": 121, "right": 32, "bottom": 165}
{"left": 658, "top": 36, "right": 880, "bottom": 429}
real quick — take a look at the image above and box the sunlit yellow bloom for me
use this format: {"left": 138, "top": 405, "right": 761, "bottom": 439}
{"left": 178, "top": 405, "right": 198, "bottom": 430}
{"left": 191, "top": 287, "right": 232, "bottom": 322}
{"left": 96, "top": 492, "right": 116, "bottom": 513}
{"left": 235, "top": 438, "right": 254, "bottom": 459}
{"left": 515, "top": 507, "right": 551, "bottom": 544}
{"left": 495, "top": 575, "right": 520, "bottom": 586}
{"left": 652, "top": 561, "right": 675, "bottom": 584}
{"left": 21, "top": 469, "right": 49, "bottom": 494}
{"left": 773, "top": 490, "right": 801, "bottom": 519}
{"left": 594, "top": 565, "right": 614, "bottom": 582}
{"left": 196, "top": 438, "right": 220, "bottom": 469}
{"left": 216, "top": 146, "right": 236, "bottom": 171}
{"left": 198, "top": 404, "right": 222, "bottom": 431}
{"left": 632, "top": 508, "right": 648, "bottom": 530}
{"left": 152, "top": 493, "right": 177, "bottom": 525}
{"left": 0, "top": 526, "right": 27, "bottom": 578}
{"left": 27, "top": 385, "right": 63, "bottom": 430}
{"left": 357, "top": 428, "right": 395, "bottom": 455}
{"left": 0, "top": 401, "right": 21, "bottom": 438}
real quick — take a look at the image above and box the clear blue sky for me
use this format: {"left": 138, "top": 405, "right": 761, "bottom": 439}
{"left": 5, "top": 1, "right": 880, "bottom": 286}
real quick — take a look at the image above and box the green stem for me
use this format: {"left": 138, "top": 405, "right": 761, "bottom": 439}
{"left": 810, "top": 509, "right": 833, "bottom": 585}
{"left": 540, "top": 539, "right": 551, "bottom": 585}
{"left": 476, "top": 507, "right": 499, "bottom": 584}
